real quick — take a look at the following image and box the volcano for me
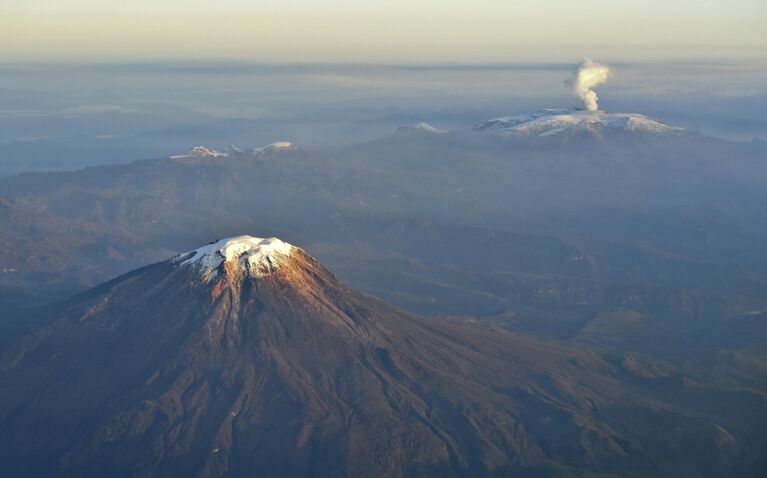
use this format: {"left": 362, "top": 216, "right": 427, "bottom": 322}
{"left": 472, "top": 109, "right": 685, "bottom": 137}
{"left": 0, "top": 236, "right": 760, "bottom": 477}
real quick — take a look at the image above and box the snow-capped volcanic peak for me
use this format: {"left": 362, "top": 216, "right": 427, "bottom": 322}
{"left": 170, "top": 146, "right": 227, "bottom": 160}
{"left": 177, "top": 236, "right": 294, "bottom": 279}
{"left": 255, "top": 141, "right": 298, "bottom": 154}
{"left": 474, "top": 109, "right": 684, "bottom": 137}
{"left": 395, "top": 122, "right": 446, "bottom": 134}
{"left": 169, "top": 142, "right": 301, "bottom": 161}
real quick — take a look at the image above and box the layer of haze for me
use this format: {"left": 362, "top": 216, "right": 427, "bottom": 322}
{"left": 1, "top": 59, "right": 766, "bottom": 177}
{"left": 2, "top": 0, "right": 766, "bottom": 62}
{"left": 1, "top": 1, "right": 766, "bottom": 176}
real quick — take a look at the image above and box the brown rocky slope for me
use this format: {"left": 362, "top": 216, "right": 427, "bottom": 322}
{"left": 0, "top": 236, "right": 762, "bottom": 477}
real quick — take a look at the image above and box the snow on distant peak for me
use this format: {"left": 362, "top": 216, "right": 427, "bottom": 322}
{"left": 396, "top": 122, "right": 446, "bottom": 134}
{"left": 170, "top": 142, "right": 300, "bottom": 161}
{"left": 255, "top": 142, "right": 298, "bottom": 154}
{"left": 473, "top": 109, "right": 684, "bottom": 137}
{"left": 408, "top": 122, "right": 445, "bottom": 133}
{"left": 176, "top": 236, "right": 294, "bottom": 279}
{"left": 170, "top": 146, "right": 227, "bottom": 160}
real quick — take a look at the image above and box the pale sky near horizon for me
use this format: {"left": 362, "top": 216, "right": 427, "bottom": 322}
{"left": 2, "top": 0, "right": 766, "bottom": 62}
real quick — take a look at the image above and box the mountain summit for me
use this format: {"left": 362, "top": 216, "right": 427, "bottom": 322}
{"left": 0, "top": 236, "right": 757, "bottom": 477}
{"left": 177, "top": 236, "right": 294, "bottom": 279}
{"left": 169, "top": 142, "right": 301, "bottom": 162}
{"left": 395, "top": 122, "right": 445, "bottom": 135}
{"left": 473, "top": 108, "right": 684, "bottom": 137}
{"left": 170, "top": 145, "right": 227, "bottom": 160}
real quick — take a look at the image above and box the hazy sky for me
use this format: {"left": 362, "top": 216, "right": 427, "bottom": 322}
{"left": 2, "top": 0, "right": 766, "bottom": 62}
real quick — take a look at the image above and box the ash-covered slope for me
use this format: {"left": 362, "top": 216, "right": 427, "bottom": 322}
{"left": 1, "top": 236, "right": 762, "bottom": 478}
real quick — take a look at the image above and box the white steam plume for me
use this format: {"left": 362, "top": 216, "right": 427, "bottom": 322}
{"left": 569, "top": 58, "right": 611, "bottom": 111}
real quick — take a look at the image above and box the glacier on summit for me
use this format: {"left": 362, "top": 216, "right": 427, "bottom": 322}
{"left": 473, "top": 109, "right": 684, "bottom": 137}
{"left": 176, "top": 236, "right": 295, "bottom": 279}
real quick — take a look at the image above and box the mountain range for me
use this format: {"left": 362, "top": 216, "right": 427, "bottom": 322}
{"left": 1, "top": 107, "right": 766, "bottom": 476}
{"left": 3, "top": 109, "right": 764, "bottom": 301}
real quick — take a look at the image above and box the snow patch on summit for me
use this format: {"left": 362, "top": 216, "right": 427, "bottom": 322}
{"left": 412, "top": 123, "right": 445, "bottom": 133}
{"left": 396, "top": 122, "right": 445, "bottom": 134}
{"left": 170, "top": 146, "right": 227, "bottom": 160}
{"left": 176, "top": 236, "right": 294, "bottom": 279}
{"left": 474, "top": 109, "right": 683, "bottom": 137}
{"left": 255, "top": 142, "right": 298, "bottom": 154}
{"left": 170, "top": 142, "right": 300, "bottom": 161}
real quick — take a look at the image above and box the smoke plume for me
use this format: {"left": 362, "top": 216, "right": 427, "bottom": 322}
{"left": 569, "top": 58, "right": 611, "bottom": 111}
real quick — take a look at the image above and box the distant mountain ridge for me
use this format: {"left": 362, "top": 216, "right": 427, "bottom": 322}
{"left": 386, "top": 108, "right": 685, "bottom": 139}
{"left": 169, "top": 141, "right": 301, "bottom": 161}
{"left": 1, "top": 114, "right": 766, "bottom": 318}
